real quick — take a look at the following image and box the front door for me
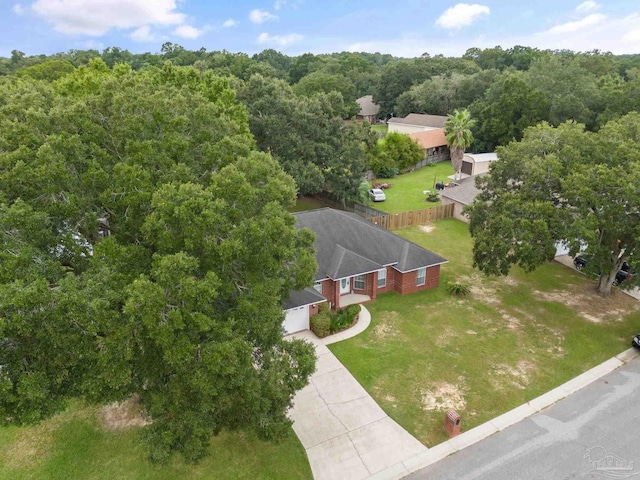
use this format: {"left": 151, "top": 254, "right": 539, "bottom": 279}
{"left": 339, "top": 277, "right": 350, "bottom": 295}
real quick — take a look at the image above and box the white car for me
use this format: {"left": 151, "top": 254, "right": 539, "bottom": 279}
{"left": 369, "top": 188, "right": 386, "bottom": 202}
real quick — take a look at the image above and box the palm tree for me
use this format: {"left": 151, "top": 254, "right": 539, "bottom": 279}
{"left": 444, "top": 109, "right": 475, "bottom": 180}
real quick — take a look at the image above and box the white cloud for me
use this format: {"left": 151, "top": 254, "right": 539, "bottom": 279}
{"left": 12, "top": 3, "right": 25, "bottom": 15}
{"left": 257, "top": 32, "right": 303, "bottom": 47}
{"left": 250, "top": 9, "right": 277, "bottom": 24}
{"left": 576, "top": 1, "right": 599, "bottom": 13}
{"left": 173, "top": 24, "right": 202, "bottom": 39}
{"left": 274, "top": 0, "right": 301, "bottom": 10}
{"left": 545, "top": 13, "right": 606, "bottom": 35}
{"left": 222, "top": 19, "right": 237, "bottom": 28}
{"left": 130, "top": 25, "right": 154, "bottom": 42}
{"left": 435, "top": 3, "right": 490, "bottom": 30}
{"left": 30, "top": 0, "right": 185, "bottom": 36}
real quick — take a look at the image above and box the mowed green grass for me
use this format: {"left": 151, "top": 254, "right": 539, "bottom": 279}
{"left": 329, "top": 219, "right": 640, "bottom": 446}
{"left": 0, "top": 402, "right": 311, "bottom": 480}
{"left": 371, "top": 124, "right": 388, "bottom": 134}
{"left": 372, "top": 163, "right": 455, "bottom": 213}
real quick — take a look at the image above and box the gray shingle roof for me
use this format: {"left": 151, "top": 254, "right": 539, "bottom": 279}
{"left": 294, "top": 208, "right": 447, "bottom": 280}
{"left": 440, "top": 175, "right": 483, "bottom": 205}
{"left": 283, "top": 287, "right": 327, "bottom": 310}
{"left": 356, "top": 95, "right": 380, "bottom": 117}
{"left": 387, "top": 113, "right": 447, "bottom": 128}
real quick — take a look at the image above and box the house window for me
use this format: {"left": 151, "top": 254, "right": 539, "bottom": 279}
{"left": 416, "top": 267, "right": 426, "bottom": 286}
{"left": 314, "top": 282, "right": 322, "bottom": 293}
{"left": 354, "top": 275, "right": 365, "bottom": 290}
{"left": 377, "top": 269, "right": 387, "bottom": 288}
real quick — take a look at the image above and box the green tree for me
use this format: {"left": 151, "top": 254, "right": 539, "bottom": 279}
{"left": 525, "top": 55, "right": 599, "bottom": 127}
{"left": 373, "top": 59, "right": 432, "bottom": 117}
{"left": 472, "top": 74, "right": 548, "bottom": 150}
{"left": 368, "top": 132, "right": 424, "bottom": 177}
{"left": 466, "top": 113, "right": 640, "bottom": 296}
{"left": 0, "top": 66, "right": 316, "bottom": 461}
{"left": 444, "top": 109, "right": 475, "bottom": 178}
{"left": 16, "top": 59, "right": 76, "bottom": 82}
{"left": 395, "top": 73, "right": 466, "bottom": 117}
{"left": 238, "top": 74, "right": 371, "bottom": 200}
{"left": 293, "top": 71, "right": 357, "bottom": 102}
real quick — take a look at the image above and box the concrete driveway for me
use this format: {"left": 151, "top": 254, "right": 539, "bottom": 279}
{"left": 288, "top": 330, "right": 428, "bottom": 480}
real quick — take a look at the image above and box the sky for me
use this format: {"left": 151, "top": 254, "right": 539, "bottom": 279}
{"left": 1, "top": 0, "right": 640, "bottom": 58}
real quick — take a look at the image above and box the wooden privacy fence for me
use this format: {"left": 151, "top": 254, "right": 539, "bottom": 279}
{"left": 369, "top": 203, "right": 454, "bottom": 229}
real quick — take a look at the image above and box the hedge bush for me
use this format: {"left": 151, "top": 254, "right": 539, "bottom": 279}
{"left": 310, "top": 310, "right": 331, "bottom": 338}
{"left": 330, "top": 304, "right": 360, "bottom": 334}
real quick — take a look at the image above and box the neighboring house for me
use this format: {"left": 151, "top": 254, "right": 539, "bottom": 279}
{"left": 460, "top": 152, "right": 498, "bottom": 177}
{"left": 387, "top": 113, "right": 447, "bottom": 134}
{"left": 355, "top": 95, "right": 380, "bottom": 123}
{"left": 283, "top": 208, "right": 448, "bottom": 333}
{"left": 439, "top": 175, "right": 482, "bottom": 223}
{"left": 409, "top": 128, "right": 450, "bottom": 164}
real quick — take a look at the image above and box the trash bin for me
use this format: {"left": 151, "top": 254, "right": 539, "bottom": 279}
{"left": 444, "top": 409, "right": 461, "bottom": 437}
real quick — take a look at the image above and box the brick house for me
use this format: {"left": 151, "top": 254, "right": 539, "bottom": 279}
{"left": 283, "top": 208, "right": 447, "bottom": 333}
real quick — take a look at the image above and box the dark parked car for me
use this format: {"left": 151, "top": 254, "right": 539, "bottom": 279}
{"left": 573, "top": 255, "right": 634, "bottom": 286}
{"left": 632, "top": 333, "right": 640, "bottom": 350}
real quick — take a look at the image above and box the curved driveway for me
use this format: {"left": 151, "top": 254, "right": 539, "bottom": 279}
{"left": 288, "top": 306, "right": 428, "bottom": 480}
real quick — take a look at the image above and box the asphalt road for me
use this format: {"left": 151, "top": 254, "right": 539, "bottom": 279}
{"left": 408, "top": 356, "right": 640, "bottom": 480}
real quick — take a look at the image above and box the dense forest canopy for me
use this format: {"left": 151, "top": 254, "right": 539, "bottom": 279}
{"left": 3, "top": 44, "right": 640, "bottom": 158}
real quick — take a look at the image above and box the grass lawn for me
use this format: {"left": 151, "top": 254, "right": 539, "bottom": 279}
{"left": 371, "top": 124, "right": 388, "bottom": 134}
{"left": 372, "top": 163, "right": 455, "bottom": 213}
{"left": 0, "top": 401, "right": 312, "bottom": 480}
{"left": 329, "top": 219, "right": 640, "bottom": 447}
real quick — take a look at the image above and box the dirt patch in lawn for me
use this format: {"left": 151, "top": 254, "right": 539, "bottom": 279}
{"left": 373, "top": 311, "right": 400, "bottom": 340}
{"left": 419, "top": 224, "right": 436, "bottom": 233}
{"left": 100, "top": 395, "right": 151, "bottom": 431}
{"left": 461, "top": 274, "right": 501, "bottom": 305}
{"left": 435, "top": 326, "right": 455, "bottom": 347}
{"left": 490, "top": 360, "right": 536, "bottom": 390}
{"left": 534, "top": 284, "right": 640, "bottom": 323}
{"left": 421, "top": 382, "right": 467, "bottom": 411}
{"left": 498, "top": 310, "right": 523, "bottom": 331}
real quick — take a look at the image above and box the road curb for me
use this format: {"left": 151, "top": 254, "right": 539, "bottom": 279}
{"left": 380, "top": 347, "right": 640, "bottom": 479}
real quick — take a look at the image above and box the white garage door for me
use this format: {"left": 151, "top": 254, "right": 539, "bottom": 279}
{"left": 554, "top": 240, "right": 570, "bottom": 256}
{"left": 283, "top": 306, "right": 309, "bottom": 334}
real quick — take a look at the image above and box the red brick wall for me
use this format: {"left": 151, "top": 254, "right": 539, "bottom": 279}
{"left": 393, "top": 265, "right": 441, "bottom": 294}
{"left": 425, "top": 264, "right": 440, "bottom": 289}
{"left": 309, "top": 304, "right": 319, "bottom": 317}
{"left": 321, "top": 280, "right": 336, "bottom": 308}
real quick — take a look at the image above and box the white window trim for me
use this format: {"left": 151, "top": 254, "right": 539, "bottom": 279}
{"left": 314, "top": 281, "right": 323, "bottom": 293}
{"left": 377, "top": 268, "right": 387, "bottom": 288}
{"left": 354, "top": 275, "right": 365, "bottom": 290}
{"left": 416, "top": 267, "right": 426, "bottom": 286}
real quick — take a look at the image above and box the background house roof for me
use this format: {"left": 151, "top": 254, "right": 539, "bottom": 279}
{"left": 409, "top": 128, "right": 447, "bottom": 149}
{"left": 356, "top": 95, "right": 380, "bottom": 117}
{"left": 283, "top": 287, "right": 327, "bottom": 310}
{"left": 387, "top": 113, "right": 447, "bottom": 128}
{"left": 440, "top": 175, "right": 483, "bottom": 205}
{"left": 463, "top": 152, "right": 498, "bottom": 164}
{"left": 294, "top": 208, "right": 447, "bottom": 281}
